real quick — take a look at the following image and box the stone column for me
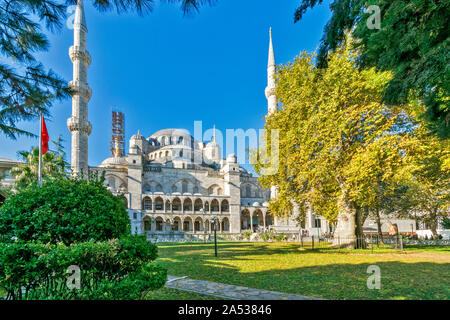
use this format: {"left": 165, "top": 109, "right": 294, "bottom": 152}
{"left": 263, "top": 211, "right": 266, "bottom": 230}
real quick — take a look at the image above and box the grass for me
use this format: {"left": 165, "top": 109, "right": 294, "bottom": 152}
{"left": 156, "top": 242, "right": 450, "bottom": 300}
{"left": 145, "top": 287, "right": 218, "bottom": 300}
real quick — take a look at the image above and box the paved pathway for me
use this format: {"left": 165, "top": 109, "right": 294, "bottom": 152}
{"left": 165, "top": 276, "right": 321, "bottom": 300}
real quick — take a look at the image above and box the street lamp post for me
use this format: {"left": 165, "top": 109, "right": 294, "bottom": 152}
{"left": 213, "top": 216, "right": 218, "bottom": 257}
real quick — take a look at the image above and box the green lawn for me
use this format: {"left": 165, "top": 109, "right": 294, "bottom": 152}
{"left": 145, "top": 287, "right": 218, "bottom": 300}
{"left": 157, "top": 242, "right": 450, "bottom": 300}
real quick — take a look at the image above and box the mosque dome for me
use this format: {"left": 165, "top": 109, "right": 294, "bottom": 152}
{"left": 130, "top": 131, "right": 145, "bottom": 140}
{"left": 99, "top": 156, "right": 127, "bottom": 168}
{"left": 227, "top": 153, "right": 237, "bottom": 163}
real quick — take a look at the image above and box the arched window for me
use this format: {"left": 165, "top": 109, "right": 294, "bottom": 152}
{"left": 194, "top": 198, "right": 203, "bottom": 212}
{"left": 211, "top": 199, "right": 220, "bottom": 212}
{"left": 183, "top": 198, "right": 192, "bottom": 212}
{"left": 155, "top": 184, "right": 163, "bottom": 192}
{"left": 193, "top": 186, "right": 199, "bottom": 194}
{"left": 155, "top": 218, "right": 163, "bottom": 231}
{"left": 178, "top": 136, "right": 183, "bottom": 144}
{"left": 182, "top": 181, "right": 188, "bottom": 194}
{"left": 217, "top": 188, "right": 223, "bottom": 195}
{"left": 246, "top": 185, "right": 251, "bottom": 198}
{"left": 107, "top": 178, "right": 115, "bottom": 189}
{"left": 165, "top": 151, "right": 169, "bottom": 157}
{"left": 154, "top": 197, "right": 164, "bottom": 211}
{"left": 171, "top": 185, "right": 177, "bottom": 193}
{"left": 172, "top": 198, "right": 181, "bottom": 211}
{"left": 179, "top": 150, "right": 183, "bottom": 157}
{"left": 143, "top": 198, "right": 152, "bottom": 210}
{"left": 143, "top": 217, "right": 151, "bottom": 231}
{"left": 161, "top": 136, "right": 166, "bottom": 145}
{"left": 221, "top": 200, "right": 229, "bottom": 212}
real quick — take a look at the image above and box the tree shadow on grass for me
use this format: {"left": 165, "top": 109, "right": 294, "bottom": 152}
{"left": 157, "top": 243, "right": 450, "bottom": 300}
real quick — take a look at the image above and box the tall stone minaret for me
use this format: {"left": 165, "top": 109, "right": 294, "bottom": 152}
{"left": 67, "top": 0, "right": 92, "bottom": 177}
{"left": 265, "top": 27, "right": 277, "bottom": 115}
{"left": 264, "top": 28, "right": 278, "bottom": 199}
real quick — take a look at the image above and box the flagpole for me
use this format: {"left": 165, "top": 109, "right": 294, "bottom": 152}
{"left": 38, "top": 113, "right": 42, "bottom": 185}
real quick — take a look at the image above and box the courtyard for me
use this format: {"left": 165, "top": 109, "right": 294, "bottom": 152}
{"left": 154, "top": 242, "right": 450, "bottom": 300}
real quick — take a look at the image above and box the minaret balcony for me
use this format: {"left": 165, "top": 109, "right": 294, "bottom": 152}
{"left": 67, "top": 117, "right": 92, "bottom": 136}
{"left": 68, "top": 80, "right": 92, "bottom": 100}
{"left": 265, "top": 86, "right": 275, "bottom": 99}
{"left": 69, "top": 46, "right": 91, "bottom": 66}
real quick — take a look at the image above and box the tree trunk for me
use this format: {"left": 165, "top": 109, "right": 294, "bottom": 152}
{"left": 375, "top": 209, "right": 384, "bottom": 243}
{"left": 332, "top": 191, "right": 360, "bottom": 249}
{"left": 429, "top": 209, "right": 439, "bottom": 239}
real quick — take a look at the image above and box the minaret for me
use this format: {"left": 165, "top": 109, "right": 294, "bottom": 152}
{"left": 265, "top": 27, "right": 277, "bottom": 115}
{"left": 264, "top": 28, "right": 278, "bottom": 199}
{"left": 67, "top": 0, "right": 92, "bottom": 177}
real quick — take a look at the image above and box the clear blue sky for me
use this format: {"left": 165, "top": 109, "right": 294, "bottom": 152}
{"left": 1, "top": 0, "right": 331, "bottom": 168}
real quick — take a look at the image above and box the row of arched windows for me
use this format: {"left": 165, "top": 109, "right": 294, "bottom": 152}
{"left": 142, "top": 197, "right": 229, "bottom": 213}
{"left": 143, "top": 216, "right": 230, "bottom": 232}
{"left": 143, "top": 180, "right": 223, "bottom": 195}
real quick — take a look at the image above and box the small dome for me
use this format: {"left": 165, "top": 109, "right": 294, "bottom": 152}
{"left": 227, "top": 153, "right": 237, "bottom": 163}
{"left": 131, "top": 131, "right": 145, "bottom": 140}
{"left": 99, "top": 157, "right": 127, "bottom": 168}
{"left": 252, "top": 202, "right": 261, "bottom": 207}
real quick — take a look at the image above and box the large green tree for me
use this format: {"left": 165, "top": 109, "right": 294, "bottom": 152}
{"left": 0, "top": 0, "right": 211, "bottom": 139}
{"left": 294, "top": 0, "right": 449, "bottom": 138}
{"left": 255, "top": 40, "right": 418, "bottom": 248}
{"left": 393, "top": 125, "right": 450, "bottom": 238}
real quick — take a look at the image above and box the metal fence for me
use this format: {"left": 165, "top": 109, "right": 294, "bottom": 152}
{"left": 298, "top": 235, "right": 404, "bottom": 251}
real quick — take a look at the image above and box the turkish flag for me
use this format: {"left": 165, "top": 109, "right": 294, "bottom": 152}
{"left": 41, "top": 117, "right": 49, "bottom": 155}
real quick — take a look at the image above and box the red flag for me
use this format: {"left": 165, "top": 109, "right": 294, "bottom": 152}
{"left": 41, "top": 117, "right": 49, "bottom": 155}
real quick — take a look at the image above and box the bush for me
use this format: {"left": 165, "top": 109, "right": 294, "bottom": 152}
{"left": 275, "top": 233, "right": 287, "bottom": 241}
{"left": 243, "top": 231, "right": 252, "bottom": 240}
{"left": 0, "top": 235, "right": 167, "bottom": 300}
{"left": 0, "top": 178, "right": 130, "bottom": 245}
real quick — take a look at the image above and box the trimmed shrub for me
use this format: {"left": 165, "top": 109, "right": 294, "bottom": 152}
{"left": 0, "top": 178, "right": 130, "bottom": 245}
{"left": 0, "top": 235, "right": 166, "bottom": 300}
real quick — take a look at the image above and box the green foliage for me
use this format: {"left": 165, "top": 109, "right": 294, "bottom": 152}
{"left": 0, "top": 0, "right": 212, "bottom": 139}
{"left": 10, "top": 136, "right": 69, "bottom": 188}
{"left": 260, "top": 232, "right": 287, "bottom": 242}
{"left": 0, "top": 235, "right": 167, "bottom": 300}
{"left": 260, "top": 232, "right": 270, "bottom": 241}
{"left": 294, "top": 0, "right": 449, "bottom": 138}
{"left": 0, "top": 177, "right": 130, "bottom": 245}
{"left": 242, "top": 231, "right": 252, "bottom": 240}
{"left": 442, "top": 216, "right": 450, "bottom": 230}
{"left": 393, "top": 130, "right": 450, "bottom": 237}
{"left": 255, "top": 40, "right": 417, "bottom": 237}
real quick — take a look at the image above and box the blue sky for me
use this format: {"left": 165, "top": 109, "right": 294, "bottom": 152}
{"left": 1, "top": 0, "right": 331, "bottom": 169}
